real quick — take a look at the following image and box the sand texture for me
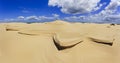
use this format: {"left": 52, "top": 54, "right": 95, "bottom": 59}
{"left": 0, "top": 20, "right": 120, "bottom": 63}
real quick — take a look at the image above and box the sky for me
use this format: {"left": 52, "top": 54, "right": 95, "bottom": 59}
{"left": 0, "top": 0, "right": 120, "bottom": 23}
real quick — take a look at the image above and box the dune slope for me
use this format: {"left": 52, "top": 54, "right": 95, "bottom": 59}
{"left": 0, "top": 20, "right": 120, "bottom": 63}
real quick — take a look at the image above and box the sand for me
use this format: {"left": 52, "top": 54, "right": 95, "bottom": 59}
{"left": 0, "top": 20, "right": 120, "bottom": 63}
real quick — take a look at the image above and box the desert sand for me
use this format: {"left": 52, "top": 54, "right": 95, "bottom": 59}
{"left": 0, "top": 20, "right": 120, "bottom": 63}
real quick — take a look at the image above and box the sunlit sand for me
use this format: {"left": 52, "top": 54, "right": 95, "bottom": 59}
{"left": 0, "top": 20, "right": 120, "bottom": 63}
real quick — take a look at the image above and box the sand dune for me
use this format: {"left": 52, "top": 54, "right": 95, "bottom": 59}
{"left": 0, "top": 20, "right": 120, "bottom": 63}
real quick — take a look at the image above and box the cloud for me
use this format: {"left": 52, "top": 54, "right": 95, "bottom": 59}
{"left": 26, "top": 16, "right": 38, "bottom": 20}
{"left": 18, "top": 16, "right": 25, "bottom": 19}
{"left": 2, "top": 0, "right": 120, "bottom": 24}
{"left": 2, "top": 14, "right": 60, "bottom": 23}
{"left": 24, "top": 16, "right": 56, "bottom": 22}
{"left": 83, "top": 0, "right": 120, "bottom": 23}
{"left": 106, "top": 0, "right": 120, "bottom": 10}
{"left": 52, "top": 14, "right": 59, "bottom": 17}
{"left": 48, "top": 0, "right": 120, "bottom": 23}
{"left": 52, "top": 14, "right": 59, "bottom": 20}
{"left": 62, "top": 16, "right": 85, "bottom": 23}
{"left": 103, "top": 15, "right": 120, "bottom": 23}
{"left": 38, "top": 16, "right": 55, "bottom": 21}
{"left": 63, "top": 15, "right": 103, "bottom": 23}
{"left": 48, "top": 0, "right": 100, "bottom": 14}
{"left": 99, "top": 0, "right": 120, "bottom": 15}
{"left": 62, "top": 14, "right": 120, "bottom": 23}
{"left": 93, "top": 3, "right": 106, "bottom": 11}
{"left": 64, "top": 16, "right": 86, "bottom": 22}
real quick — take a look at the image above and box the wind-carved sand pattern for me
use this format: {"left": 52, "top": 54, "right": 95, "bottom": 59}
{"left": 88, "top": 37, "right": 114, "bottom": 46}
{"left": 18, "top": 30, "right": 55, "bottom": 36}
{"left": 52, "top": 34, "right": 83, "bottom": 50}
{"left": 6, "top": 26, "right": 82, "bottom": 51}
{"left": 18, "top": 30, "right": 82, "bottom": 50}
{"left": 6, "top": 26, "right": 20, "bottom": 31}
{"left": 1, "top": 20, "right": 120, "bottom": 63}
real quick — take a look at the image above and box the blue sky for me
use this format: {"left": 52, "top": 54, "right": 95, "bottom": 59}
{"left": 0, "top": 0, "right": 120, "bottom": 23}
{"left": 0, "top": 0, "right": 58, "bottom": 19}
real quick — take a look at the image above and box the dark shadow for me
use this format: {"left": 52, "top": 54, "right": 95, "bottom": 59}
{"left": 6, "top": 29, "right": 19, "bottom": 31}
{"left": 52, "top": 37, "right": 82, "bottom": 51}
{"left": 18, "top": 32, "right": 37, "bottom": 36}
{"left": 90, "top": 38, "right": 113, "bottom": 46}
{"left": 93, "top": 41, "right": 113, "bottom": 46}
{"left": 110, "top": 23, "right": 115, "bottom": 26}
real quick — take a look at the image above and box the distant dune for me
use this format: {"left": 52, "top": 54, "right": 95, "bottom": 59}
{"left": 0, "top": 20, "right": 120, "bottom": 63}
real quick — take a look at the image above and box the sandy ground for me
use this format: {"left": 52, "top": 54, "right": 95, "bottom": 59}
{"left": 0, "top": 20, "right": 120, "bottom": 63}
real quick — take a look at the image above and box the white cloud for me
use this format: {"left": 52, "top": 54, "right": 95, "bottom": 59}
{"left": 84, "top": 0, "right": 120, "bottom": 23}
{"left": 18, "top": 16, "right": 25, "bottom": 19}
{"left": 52, "top": 14, "right": 59, "bottom": 18}
{"left": 2, "top": 0, "right": 120, "bottom": 24}
{"left": 93, "top": 3, "right": 106, "bottom": 11}
{"left": 103, "top": 15, "right": 120, "bottom": 23}
{"left": 38, "top": 16, "right": 55, "bottom": 21}
{"left": 64, "top": 16, "right": 89, "bottom": 22}
{"left": 3, "top": 14, "right": 60, "bottom": 23}
{"left": 52, "top": 14, "right": 59, "bottom": 20}
{"left": 64, "top": 16, "right": 85, "bottom": 21}
{"left": 26, "top": 16, "right": 38, "bottom": 20}
{"left": 47, "top": 0, "right": 120, "bottom": 23}
{"left": 48, "top": 0, "right": 100, "bottom": 14}
{"left": 99, "top": 0, "right": 120, "bottom": 15}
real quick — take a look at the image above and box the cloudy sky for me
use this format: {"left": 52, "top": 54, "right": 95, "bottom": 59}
{"left": 0, "top": 0, "right": 120, "bottom": 23}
